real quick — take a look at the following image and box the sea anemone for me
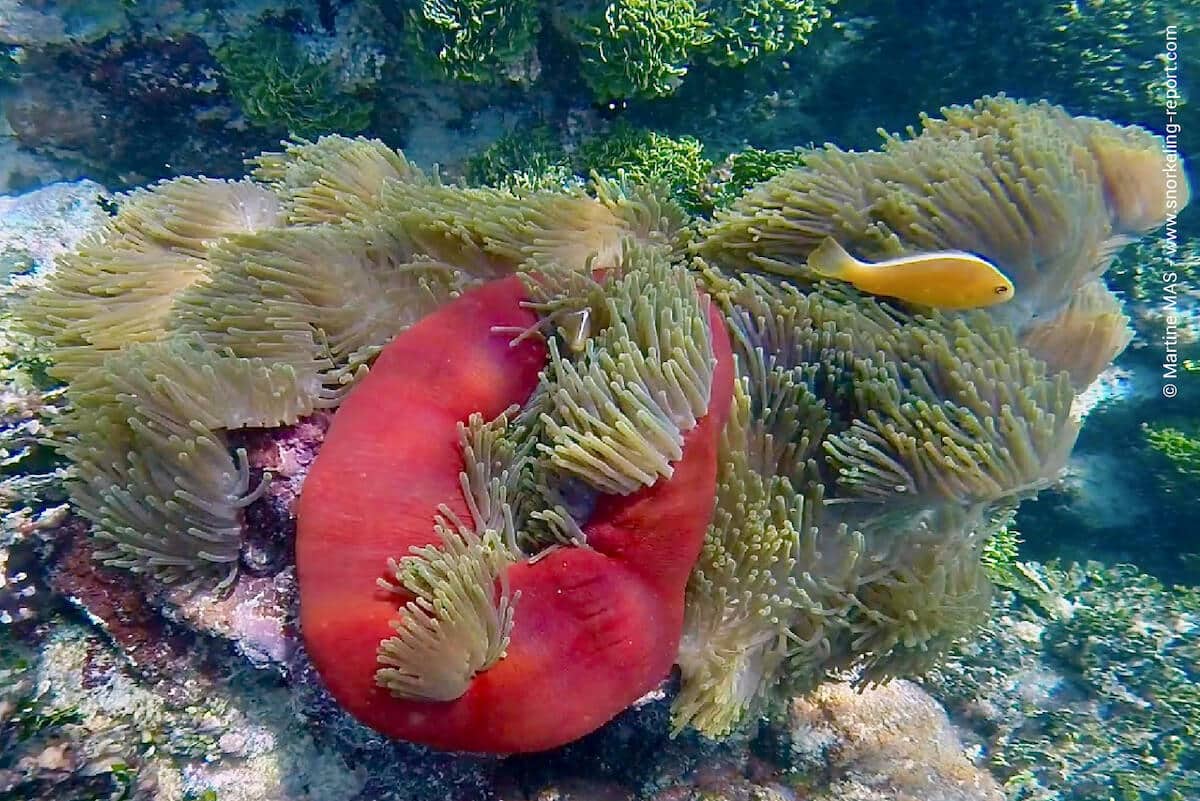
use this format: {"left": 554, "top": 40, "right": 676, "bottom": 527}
{"left": 1021, "top": 279, "right": 1134, "bottom": 391}
{"left": 674, "top": 273, "right": 1075, "bottom": 735}
{"left": 295, "top": 251, "right": 736, "bottom": 752}
{"left": 61, "top": 338, "right": 320, "bottom": 588}
{"left": 17, "top": 135, "right": 685, "bottom": 593}
{"left": 20, "top": 177, "right": 284, "bottom": 381}
{"left": 15, "top": 98, "right": 1175, "bottom": 752}
{"left": 697, "top": 96, "right": 1188, "bottom": 383}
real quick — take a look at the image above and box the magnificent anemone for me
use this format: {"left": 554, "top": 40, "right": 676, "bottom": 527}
{"left": 675, "top": 274, "right": 1075, "bottom": 735}
{"left": 19, "top": 137, "right": 684, "bottom": 592}
{"left": 296, "top": 252, "right": 735, "bottom": 752}
{"left": 16, "top": 96, "right": 1186, "bottom": 751}
{"left": 697, "top": 96, "right": 1185, "bottom": 389}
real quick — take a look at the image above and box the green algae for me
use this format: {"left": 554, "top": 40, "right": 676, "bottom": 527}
{"left": 578, "top": 124, "right": 714, "bottom": 212}
{"left": 568, "top": 0, "right": 713, "bottom": 101}
{"left": 404, "top": 0, "right": 541, "bottom": 84}
{"left": 215, "top": 25, "right": 373, "bottom": 137}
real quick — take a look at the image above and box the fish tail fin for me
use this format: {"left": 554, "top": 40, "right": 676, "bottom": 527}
{"left": 806, "top": 238, "right": 856, "bottom": 279}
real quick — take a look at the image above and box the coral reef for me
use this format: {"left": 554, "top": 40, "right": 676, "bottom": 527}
{"left": 463, "top": 123, "right": 808, "bottom": 216}
{"left": 701, "top": 0, "right": 832, "bottom": 68}
{"left": 0, "top": 609, "right": 368, "bottom": 801}
{"left": 0, "top": 4, "right": 314, "bottom": 185}
{"left": 1013, "top": 0, "right": 1198, "bottom": 136}
{"left": 0, "top": 0, "right": 1195, "bottom": 789}
{"left": 3, "top": 0, "right": 1191, "bottom": 210}
{"left": 1144, "top": 423, "right": 1200, "bottom": 498}
{"left": 1008, "top": 355, "right": 1200, "bottom": 582}
{"left": 705, "top": 146, "right": 806, "bottom": 211}
{"left": 780, "top": 680, "right": 1004, "bottom": 801}
{"left": 555, "top": 0, "right": 835, "bottom": 102}
{"left": 924, "top": 560, "right": 1200, "bottom": 801}
{"left": 1, "top": 182, "right": 102, "bottom": 639}
{"left": 464, "top": 125, "right": 574, "bottom": 191}
{"left": 1109, "top": 238, "right": 1200, "bottom": 306}
{"left": 577, "top": 124, "right": 713, "bottom": 212}
{"left": 802, "top": 0, "right": 1200, "bottom": 160}
{"left": 1106, "top": 236, "right": 1200, "bottom": 353}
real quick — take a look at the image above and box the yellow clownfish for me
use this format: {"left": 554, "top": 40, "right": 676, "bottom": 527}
{"left": 805, "top": 238, "right": 1015, "bottom": 310}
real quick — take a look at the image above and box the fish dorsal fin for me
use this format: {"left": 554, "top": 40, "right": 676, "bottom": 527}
{"left": 806, "top": 237, "right": 857, "bottom": 279}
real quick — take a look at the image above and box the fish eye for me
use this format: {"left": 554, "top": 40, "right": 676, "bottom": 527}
{"left": 994, "top": 286, "right": 1009, "bottom": 294}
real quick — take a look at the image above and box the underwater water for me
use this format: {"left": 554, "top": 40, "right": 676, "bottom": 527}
{"left": 0, "top": 2, "right": 1197, "bottom": 800}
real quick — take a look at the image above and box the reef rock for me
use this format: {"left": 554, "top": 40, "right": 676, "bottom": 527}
{"left": 0, "top": 178, "right": 109, "bottom": 274}
{"left": 785, "top": 681, "right": 1004, "bottom": 801}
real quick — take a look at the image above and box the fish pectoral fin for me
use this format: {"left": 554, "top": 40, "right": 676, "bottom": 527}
{"left": 806, "top": 237, "right": 855, "bottom": 279}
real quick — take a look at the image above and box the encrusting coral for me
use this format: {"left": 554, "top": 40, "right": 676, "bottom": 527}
{"left": 14, "top": 95, "right": 1182, "bottom": 753}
